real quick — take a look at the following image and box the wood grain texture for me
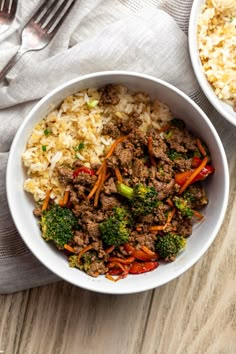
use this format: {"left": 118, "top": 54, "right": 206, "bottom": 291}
{"left": 15, "top": 282, "right": 152, "bottom": 354}
{"left": 0, "top": 290, "right": 30, "bottom": 354}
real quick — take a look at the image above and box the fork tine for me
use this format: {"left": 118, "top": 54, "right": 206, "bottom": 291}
{"left": 36, "top": 0, "right": 59, "bottom": 27}
{"left": 3, "top": 0, "right": 10, "bottom": 12}
{"left": 44, "top": 0, "right": 76, "bottom": 34}
{"left": 10, "top": 0, "right": 18, "bottom": 15}
{"left": 31, "top": 0, "right": 54, "bottom": 23}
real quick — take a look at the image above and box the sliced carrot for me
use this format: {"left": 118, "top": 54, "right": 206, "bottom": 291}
{"left": 141, "top": 245, "right": 157, "bottom": 257}
{"left": 149, "top": 225, "right": 166, "bottom": 232}
{"left": 147, "top": 136, "right": 156, "bottom": 166}
{"left": 64, "top": 244, "right": 75, "bottom": 253}
{"left": 196, "top": 138, "right": 207, "bottom": 157}
{"left": 115, "top": 167, "right": 123, "bottom": 183}
{"left": 132, "top": 249, "right": 158, "bottom": 261}
{"left": 94, "top": 160, "right": 107, "bottom": 207}
{"left": 136, "top": 227, "right": 142, "bottom": 232}
{"left": 62, "top": 190, "right": 70, "bottom": 206}
{"left": 105, "top": 245, "right": 115, "bottom": 254}
{"left": 77, "top": 245, "right": 93, "bottom": 262}
{"left": 192, "top": 209, "right": 205, "bottom": 220}
{"left": 105, "top": 273, "right": 117, "bottom": 282}
{"left": 58, "top": 199, "right": 64, "bottom": 207}
{"left": 178, "top": 156, "right": 209, "bottom": 195}
{"left": 166, "top": 198, "right": 174, "bottom": 208}
{"left": 87, "top": 168, "right": 104, "bottom": 200}
{"left": 108, "top": 261, "right": 125, "bottom": 272}
{"left": 105, "top": 135, "right": 129, "bottom": 159}
{"left": 165, "top": 208, "right": 176, "bottom": 225}
{"left": 42, "top": 189, "right": 51, "bottom": 211}
{"left": 108, "top": 256, "right": 135, "bottom": 264}
{"left": 96, "top": 160, "right": 106, "bottom": 176}
{"left": 123, "top": 243, "right": 135, "bottom": 254}
{"left": 158, "top": 124, "right": 170, "bottom": 133}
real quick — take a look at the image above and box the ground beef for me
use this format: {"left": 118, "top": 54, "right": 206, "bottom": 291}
{"left": 102, "top": 122, "right": 120, "bottom": 139}
{"left": 174, "top": 158, "right": 192, "bottom": 171}
{"left": 100, "top": 84, "right": 120, "bottom": 105}
{"left": 103, "top": 177, "right": 117, "bottom": 195}
{"left": 116, "top": 114, "right": 143, "bottom": 134}
{"left": 129, "top": 231, "right": 157, "bottom": 251}
{"left": 57, "top": 167, "right": 74, "bottom": 184}
{"left": 100, "top": 193, "right": 122, "bottom": 211}
{"left": 150, "top": 179, "right": 177, "bottom": 200}
{"left": 73, "top": 173, "right": 97, "bottom": 187}
{"left": 86, "top": 222, "right": 101, "bottom": 240}
{"left": 175, "top": 218, "right": 193, "bottom": 237}
{"left": 152, "top": 135, "right": 169, "bottom": 161}
{"left": 132, "top": 158, "right": 149, "bottom": 181}
{"left": 74, "top": 231, "right": 89, "bottom": 247}
{"left": 33, "top": 207, "right": 42, "bottom": 217}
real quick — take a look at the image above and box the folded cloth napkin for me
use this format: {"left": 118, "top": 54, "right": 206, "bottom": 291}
{"left": 0, "top": 0, "right": 234, "bottom": 294}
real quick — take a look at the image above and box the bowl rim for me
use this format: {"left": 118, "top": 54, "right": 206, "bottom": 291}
{"left": 188, "top": 0, "right": 236, "bottom": 127}
{"left": 6, "top": 70, "right": 230, "bottom": 294}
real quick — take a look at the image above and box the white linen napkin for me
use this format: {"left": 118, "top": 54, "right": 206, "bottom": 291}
{"left": 0, "top": 0, "right": 235, "bottom": 293}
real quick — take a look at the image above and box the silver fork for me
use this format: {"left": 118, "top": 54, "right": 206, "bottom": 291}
{"left": 0, "top": 0, "right": 18, "bottom": 34}
{"left": 0, "top": 0, "right": 76, "bottom": 82}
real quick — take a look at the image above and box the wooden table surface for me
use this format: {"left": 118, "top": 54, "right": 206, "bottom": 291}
{"left": 0, "top": 155, "right": 236, "bottom": 354}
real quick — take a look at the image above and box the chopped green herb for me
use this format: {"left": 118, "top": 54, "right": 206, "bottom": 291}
{"left": 44, "top": 129, "right": 52, "bottom": 136}
{"left": 87, "top": 99, "right": 99, "bottom": 108}
{"left": 74, "top": 142, "right": 85, "bottom": 152}
{"left": 165, "top": 130, "right": 173, "bottom": 139}
{"left": 42, "top": 145, "right": 47, "bottom": 152}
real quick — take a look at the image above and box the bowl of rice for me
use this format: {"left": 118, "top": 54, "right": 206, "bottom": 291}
{"left": 6, "top": 71, "right": 229, "bottom": 294}
{"left": 189, "top": 0, "right": 236, "bottom": 126}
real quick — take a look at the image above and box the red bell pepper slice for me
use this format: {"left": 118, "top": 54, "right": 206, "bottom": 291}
{"left": 175, "top": 159, "right": 214, "bottom": 186}
{"left": 73, "top": 167, "right": 95, "bottom": 178}
{"left": 108, "top": 268, "right": 123, "bottom": 275}
{"left": 192, "top": 156, "right": 203, "bottom": 168}
{"left": 129, "top": 261, "right": 159, "bottom": 274}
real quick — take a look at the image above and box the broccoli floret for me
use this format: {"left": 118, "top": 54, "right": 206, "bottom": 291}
{"left": 116, "top": 183, "right": 159, "bottom": 216}
{"left": 182, "top": 190, "right": 196, "bottom": 204}
{"left": 69, "top": 255, "right": 79, "bottom": 268}
{"left": 69, "top": 252, "right": 94, "bottom": 271}
{"left": 173, "top": 196, "right": 194, "bottom": 218}
{"left": 167, "top": 149, "right": 185, "bottom": 161}
{"left": 156, "top": 233, "right": 186, "bottom": 261}
{"left": 41, "top": 204, "right": 78, "bottom": 248}
{"left": 99, "top": 207, "right": 131, "bottom": 246}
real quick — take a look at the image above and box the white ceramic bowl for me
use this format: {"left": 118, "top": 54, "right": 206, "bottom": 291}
{"left": 189, "top": 0, "right": 236, "bottom": 126}
{"left": 7, "top": 71, "right": 229, "bottom": 294}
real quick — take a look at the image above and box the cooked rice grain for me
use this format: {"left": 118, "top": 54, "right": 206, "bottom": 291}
{"left": 197, "top": 0, "right": 236, "bottom": 107}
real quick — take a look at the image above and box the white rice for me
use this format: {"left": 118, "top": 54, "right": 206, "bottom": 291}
{"left": 197, "top": 0, "right": 236, "bottom": 107}
{"left": 22, "top": 85, "right": 173, "bottom": 203}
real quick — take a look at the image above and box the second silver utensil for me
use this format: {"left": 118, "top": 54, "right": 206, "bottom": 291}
{"left": 0, "top": 0, "right": 18, "bottom": 35}
{"left": 0, "top": 0, "right": 76, "bottom": 82}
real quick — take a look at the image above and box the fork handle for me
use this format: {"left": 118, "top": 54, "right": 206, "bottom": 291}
{"left": 0, "top": 48, "right": 27, "bottom": 82}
